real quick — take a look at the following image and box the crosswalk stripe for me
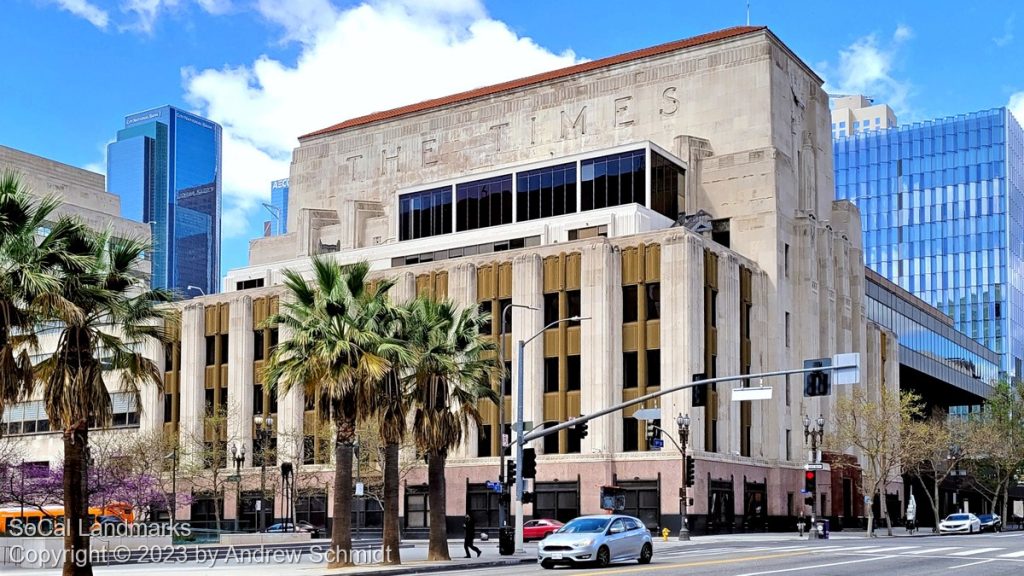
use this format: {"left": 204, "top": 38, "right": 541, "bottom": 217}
{"left": 948, "top": 547, "right": 1004, "bottom": 556}
{"left": 996, "top": 550, "right": 1024, "bottom": 558}
{"left": 906, "top": 547, "right": 960, "bottom": 554}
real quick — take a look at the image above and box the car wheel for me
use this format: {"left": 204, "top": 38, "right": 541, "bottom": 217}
{"left": 638, "top": 543, "right": 653, "bottom": 565}
{"left": 540, "top": 559, "right": 554, "bottom": 570}
{"left": 596, "top": 546, "right": 611, "bottom": 568}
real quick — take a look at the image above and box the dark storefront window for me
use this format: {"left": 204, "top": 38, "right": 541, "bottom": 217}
{"left": 456, "top": 175, "right": 513, "bottom": 231}
{"left": 534, "top": 482, "right": 579, "bottom": 523}
{"left": 517, "top": 162, "right": 577, "bottom": 222}
{"left": 650, "top": 151, "right": 684, "bottom": 220}
{"left": 581, "top": 150, "right": 645, "bottom": 211}
{"left": 405, "top": 487, "right": 429, "bottom": 528}
{"left": 467, "top": 484, "right": 501, "bottom": 528}
{"left": 398, "top": 186, "right": 452, "bottom": 241}
{"left": 295, "top": 491, "right": 328, "bottom": 530}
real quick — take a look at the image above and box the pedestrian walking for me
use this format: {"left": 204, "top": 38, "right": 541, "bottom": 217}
{"left": 464, "top": 514, "right": 482, "bottom": 558}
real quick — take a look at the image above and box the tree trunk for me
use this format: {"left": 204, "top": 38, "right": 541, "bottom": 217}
{"left": 329, "top": 395, "right": 356, "bottom": 568}
{"left": 381, "top": 441, "right": 401, "bottom": 565}
{"left": 63, "top": 426, "right": 93, "bottom": 576}
{"left": 426, "top": 451, "right": 449, "bottom": 561}
{"left": 865, "top": 489, "right": 875, "bottom": 537}
{"left": 932, "top": 476, "right": 941, "bottom": 533}
{"left": 1001, "top": 481, "right": 1010, "bottom": 526}
{"left": 881, "top": 488, "right": 893, "bottom": 537}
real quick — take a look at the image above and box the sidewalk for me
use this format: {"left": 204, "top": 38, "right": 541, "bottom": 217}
{"left": 320, "top": 541, "right": 536, "bottom": 576}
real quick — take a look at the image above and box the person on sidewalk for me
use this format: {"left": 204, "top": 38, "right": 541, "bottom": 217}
{"left": 464, "top": 514, "right": 482, "bottom": 558}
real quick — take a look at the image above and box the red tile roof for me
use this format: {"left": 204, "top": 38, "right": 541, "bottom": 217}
{"left": 301, "top": 26, "right": 766, "bottom": 140}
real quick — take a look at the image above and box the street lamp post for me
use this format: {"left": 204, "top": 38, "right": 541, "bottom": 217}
{"left": 514, "top": 315, "right": 588, "bottom": 554}
{"left": 498, "top": 303, "right": 536, "bottom": 529}
{"left": 803, "top": 414, "right": 825, "bottom": 534}
{"left": 187, "top": 285, "right": 206, "bottom": 296}
{"left": 254, "top": 415, "right": 275, "bottom": 532}
{"left": 230, "top": 443, "right": 245, "bottom": 532}
{"left": 676, "top": 413, "right": 691, "bottom": 541}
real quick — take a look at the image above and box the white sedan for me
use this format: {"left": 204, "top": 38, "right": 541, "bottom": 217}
{"left": 939, "top": 513, "right": 981, "bottom": 534}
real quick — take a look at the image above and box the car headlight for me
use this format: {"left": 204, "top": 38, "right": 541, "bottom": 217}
{"left": 572, "top": 539, "right": 594, "bottom": 548}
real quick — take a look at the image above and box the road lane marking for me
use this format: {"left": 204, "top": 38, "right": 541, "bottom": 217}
{"left": 906, "top": 547, "right": 960, "bottom": 554}
{"left": 734, "top": 554, "right": 893, "bottom": 575}
{"left": 997, "top": 550, "right": 1024, "bottom": 558}
{"left": 947, "top": 558, "right": 995, "bottom": 569}
{"left": 948, "top": 547, "right": 1004, "bottom": 556}
{"left": 571, "top": 550, "right": 817, "bottom": 576}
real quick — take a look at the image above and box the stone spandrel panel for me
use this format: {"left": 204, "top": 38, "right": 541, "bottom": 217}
{"left": 287, "top": 34, "right": 787, "bottom": 253}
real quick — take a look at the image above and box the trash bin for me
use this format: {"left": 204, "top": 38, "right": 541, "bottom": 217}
{"left": 822, "top": 520, "right": 830, "bottom": 539}
{"left": 498, "top": 526, "right": 515, "bottom": 556}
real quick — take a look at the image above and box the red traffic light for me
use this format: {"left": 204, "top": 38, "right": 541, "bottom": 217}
{"left": 805, "top": 471, "right": 816, "bottom": 480}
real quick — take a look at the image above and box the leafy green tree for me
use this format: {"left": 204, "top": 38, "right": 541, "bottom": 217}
{"left": 965, "top": 380, "right": 1024, "bottom": 522}
{"left": 35, "top": 231, "right": 172, "bottom": 576}
{"left": 902, "top": 409, "right": 972, "bottom": 532}
{"left": 0, "top": 170, "right": 88, "bottom": 424}
{"left": 407, "top": 298, "right": 497, "bottom": 561}
{"left": 264, "top": 258, "right": 401, "bottom": 568}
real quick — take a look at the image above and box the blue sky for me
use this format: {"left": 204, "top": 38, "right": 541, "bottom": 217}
{"left": 2, "top": 0, "right": 1022, "bottom": 281}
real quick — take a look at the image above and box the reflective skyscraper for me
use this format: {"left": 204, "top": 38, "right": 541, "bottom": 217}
{"left": 269, "top": 178, "right": 288, "bottom": 235}
{"left": 835, "top": 108, "right": 1024, "bottom": 375}
{"left": 107, "top": 106, "right": 222, "bottom": 296}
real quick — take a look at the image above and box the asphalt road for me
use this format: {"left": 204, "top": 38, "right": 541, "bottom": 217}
{"left": 454, "top": 531, "right": 1024, "bottom": 576}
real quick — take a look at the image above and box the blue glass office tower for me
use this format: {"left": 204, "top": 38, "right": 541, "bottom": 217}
{"left": 107, "top": 106, "right": 222, "bottom": 296}
{"left": 270, "top": 178, "right": 289, "bottom": 235}
{"left": 835, "top": 108, "right": 1024, "bottom": 375}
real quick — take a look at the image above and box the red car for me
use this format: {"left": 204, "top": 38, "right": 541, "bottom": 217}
{"left": 523, "top": 519, "right": 564, "bottom": 541}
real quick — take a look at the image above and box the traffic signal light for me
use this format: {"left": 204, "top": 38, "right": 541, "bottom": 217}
{"left": 692, "top": 373, "right": 707, "bottom": 407}
{"left": 645, "top": 421, "right": 656, "bottom": 440}
{"left": 804, "top": 470, "right": 817, "bottom": 493}
{"left": 522, "top": 447, "right": 537, "bottom": 479}
{"left": 803, "top": 359, "right": 832, "bottom": 397}
{"left": 522, "top": 491, "right": 535, "bottom": 505}
{"left": 576, "top": 415, "right": 589, "bottom": 439}
{"left": 505, "top": 460, "right": 516, "bottom": 485}
{"left": 685, "top": 456, "right": 695, "bottom": 487}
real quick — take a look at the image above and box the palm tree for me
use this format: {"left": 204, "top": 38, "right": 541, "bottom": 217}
{"left": 0, "top": 170, "right": 88, "bottom": 425}
{"left": 34, "top": 230, "right": 172, "bottom": 576}
{"left": 264, "top": 258, "right": 402, "bottom": 568}
{"left": 407, "top": 298, "right": 498, "bottom": 561}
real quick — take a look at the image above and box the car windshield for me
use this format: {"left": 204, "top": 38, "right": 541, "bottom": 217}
{"left": 946, "top": 514, "right": 970, "bottom": 521}
{"left": 978, "top": 515, "right": 993, "bottom": 520}
{"left": 560, "top": 518, "right": 611, "bottom": 533}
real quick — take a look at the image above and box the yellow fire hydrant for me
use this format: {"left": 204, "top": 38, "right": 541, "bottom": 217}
{"left": 661, "top": 527, "right": 670, "bottom": 541}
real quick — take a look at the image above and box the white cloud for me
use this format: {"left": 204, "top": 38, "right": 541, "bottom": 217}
{"left": 821, "top": 26, "right": 913, "bottom": 116}
{"left": 1008, "top": 92, "right": 1024, "bottom": 123}
{"left": 183, "top": 0, "right": 579, "bottom": 238}
{"left": 53, "top": 0, "right": 110, "bottom": 29}
{"left": 119, "top": 0, "right": 232, "bottom": 33}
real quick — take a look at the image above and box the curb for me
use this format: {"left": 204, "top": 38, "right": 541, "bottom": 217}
{"left": 322, "top": 557, "right": 536, "bottom": 576}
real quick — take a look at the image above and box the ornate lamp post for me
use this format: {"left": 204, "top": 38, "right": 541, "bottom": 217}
{"left": 676, "top": 413, "right": 691, "bottom": 541}
{"left": 254, "top": 415, "right": 275, "bottom": 532}
{"left": 230, "top": 442, "right": 245, "bottom": 532}
{"left": 803, "top": 414, "right": 825, "bottom": 532}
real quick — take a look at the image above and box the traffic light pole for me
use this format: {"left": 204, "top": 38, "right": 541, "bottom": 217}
{"left": 512, "top": 359, "right": 856, "bottom": 550}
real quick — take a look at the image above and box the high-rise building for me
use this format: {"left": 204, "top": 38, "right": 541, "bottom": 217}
{"left": 835, "top": 106, "right": 1024, "bottom": 374}
{"left": 830, "top": 95, "right": 897, "bottom": 139}
{"left": 266, "top": 178, "right": 288, "bottom": 236}
{"left": 106, "top": 106, "right": 222, "bottom": 297}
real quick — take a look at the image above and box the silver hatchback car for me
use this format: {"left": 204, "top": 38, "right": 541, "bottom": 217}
{"left": 538, "top": 514, "right": 653, "bottom": 569}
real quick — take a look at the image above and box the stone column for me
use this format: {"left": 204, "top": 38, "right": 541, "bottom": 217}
{"left": 179, "top": 303, "right": 206, "bottom": 467}
{"left": 512, "top": 253, "right": 544, "bottom": 453}
{"left": 138, "top": 320, "right": 165, "bottom": 437}
{"left": 580, "top": 242, "right": 621, "bottom": 455}
{"left": 448, "top": 262, "right": 478, "bottom": 459}
{"left": 749, "top": 270, "right": 771, "bottom": 459}
{"left": 660, "top": 233, "right": 705, "bottom": 450}
{"left": 228, "top": 295, "right": 255, "bottom": 466}
{"left": 389, "top": 271, "right": 417, "bottom": 305}
{"left": 277, "top": 314, "right": 304, "bottom": 466}
{"left": 718, "top": 254, "right": 740, "bottom": 456}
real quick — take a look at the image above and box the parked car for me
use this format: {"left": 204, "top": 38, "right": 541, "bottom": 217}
{"left": 524, "top": 519, "right": 564, "bottom": 541}
{"left": 939, "top": 513, "right": 981, "bottom": 534}
{"left": 538, "top": 515, "right": 653, "bottom": 569}
{"left": 264, "top": 521, "right": 322, "bottom": 538}
{"left": 977, "top": 514, "right": 1002, "bottom": 532}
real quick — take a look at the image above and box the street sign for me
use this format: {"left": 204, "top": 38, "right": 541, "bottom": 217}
{"left": 833, "top": 352, "right": 861, "bottom": 385}
{"left": 355, "top": 482, "right": 364, "bottom": 496}
{"left": 731, "top": 386, "right": 773, "bottom": 401}
{"left": 804, "top": 463, "right": 824, "bottom": 470}
{"left": 800, "top": 489, "right": 809, "bottom": 495}
{"left": 502, "top": 433, "right": 509, "bottom": 447}
{"left": 255, "top": 500, "right": 262, "bottom": 511}
{"left": 632, "top": 408, "right": 662, "bottom": 421}
{"left": 485, "top": 481, "right": 503, "bottom": 493}
{"left": 650, "top": 438, "right": 665, "bottom": 449}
